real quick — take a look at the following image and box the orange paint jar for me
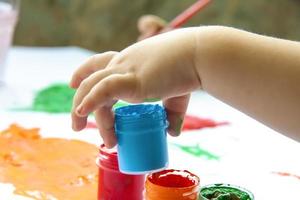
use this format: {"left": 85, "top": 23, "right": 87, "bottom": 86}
{"left": 145, "top": 169, "right": 200, "bottom": 200}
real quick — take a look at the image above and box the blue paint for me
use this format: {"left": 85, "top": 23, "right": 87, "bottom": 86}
{"left": 115, "top": 104, "right": 169, "bottom": 174}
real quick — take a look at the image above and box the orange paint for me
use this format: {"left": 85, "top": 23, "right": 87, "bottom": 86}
{"left": 145, "top": 169, "right": 200, "bottom": 200}
{"left": 272, "top": 171, "right": 300, "bottom": 180}
{"left": 0, "top": 124, "right": 98, "bottom": 199}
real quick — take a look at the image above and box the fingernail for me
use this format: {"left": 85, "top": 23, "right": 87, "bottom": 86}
{"left": 76, "top": 105, "right": 85, "bottom": 116}
{"left": 69, "top": 81, "right": 74, "bottom": 88}
{"left": 72, "top": 122, "right": 79, "bottom": 131}
{"left": 69, "top": 83, "right": 76, "bottom": 89}
{"left": 168, "top": 129, "right": 178, "bottom": 137}
{"left": 72, "top": 120, "right": 87, "bottom": 131}
{"left": 70, "top": 77, "right": 82, "bottom": 89}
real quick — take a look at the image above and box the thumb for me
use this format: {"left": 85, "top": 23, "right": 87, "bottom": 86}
{"left": 163, "top": 94, "right": 190, "bottom": 137}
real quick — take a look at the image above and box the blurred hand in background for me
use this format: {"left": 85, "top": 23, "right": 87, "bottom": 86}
{"left": 137, "top": 15, "right": 167, "bottom": 41}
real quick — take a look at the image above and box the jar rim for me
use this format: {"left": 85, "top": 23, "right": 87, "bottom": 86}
{"left": 115, "top": 104, "right": 166, "bottom": 122}
{"left": 199, "top": 183, "right": 255, "bottom": 200}
{"left": 99, "top": 144, "right": 118, "bottom": 157}
{"left": 97, "top": 144, "right": 119, "bottom": 170}
{"left": 147, "top": 169, "right": 200, "bottom": 189}
{"left": 145, "top": 169, "right": 200, "bottom": 199}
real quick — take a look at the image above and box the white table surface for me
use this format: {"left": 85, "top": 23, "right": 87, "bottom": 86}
{"left": 0, "top": 46, "right": 299, "bottom": 200}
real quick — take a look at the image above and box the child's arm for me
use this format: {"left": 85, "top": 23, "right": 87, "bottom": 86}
{"left": 70, "top": 26, "right": 300, "bottom": 147}
{"left": 194, "top": 26, "right": 300, "bottom": 141}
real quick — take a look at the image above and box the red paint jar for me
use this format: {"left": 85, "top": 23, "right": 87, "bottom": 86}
{"left": 145, "top": 169, "right": 200, "bottom": 200}
{"left": 97, "top": 144, "right": 145, "bottom": 200}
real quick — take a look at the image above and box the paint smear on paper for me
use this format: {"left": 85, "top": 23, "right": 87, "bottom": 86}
{"left": 172, "top": 143, "right": 220, "bottom": 160}
{"left": 0, "top": 124, "right": 98, "bottom": 199}
{"left": 272, "top": 172, "right": 300, "bottom": 181}
{"left": 86, "top": 121, "right": 98, "bottom": 129}
{"left": 86, "top": 114, "right": 228, "bottom": 132}
{"left": 14, "top": 83, "right": 129, "bottom": 113}
{"left": 31, "top": 83, "right": 75, "bottom": 113}
{"left": 183, "top": 115, "right": 229, "bottom": 131}
{"left": 8, "top": 83, "right": 74, "bottom": 113}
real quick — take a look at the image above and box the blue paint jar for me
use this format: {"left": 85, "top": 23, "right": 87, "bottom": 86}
{"left": 114, "top": 104, "right": 169, "bottom": 174}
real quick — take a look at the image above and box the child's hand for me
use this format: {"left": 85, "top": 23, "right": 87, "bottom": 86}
{"left": 137, "top": 15, "right": 167, "bottom": 41}
{"left": 70, "top": 28, "right": 201, "bottom": 148}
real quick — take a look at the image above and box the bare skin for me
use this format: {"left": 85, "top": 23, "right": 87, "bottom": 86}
{"left": 137, "top": 15, "right": 167, "bottom": 41}
{"left": 70, "top": 26, "right": 300, "bottom": 148}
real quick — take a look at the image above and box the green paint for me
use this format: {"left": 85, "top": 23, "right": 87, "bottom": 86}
{"left": 32, "top": 83, "right": 75, "bottom": 113}
{"left": 113, "top": 101, "right": 130, "bottom": 109}
{"left": 13, "top": 83, "right": 129, "bottom": 113}
{"left": 172, "top": 143, "right": 220, "bottom": 160}
{"left": 200, "top": 184, "right": 254, "bottom": 200}
{"left": 174, "top": 117, "right": 183, "bottom": 135}
{"left": 143, "top": 98, "right": 161, "bottom": 102}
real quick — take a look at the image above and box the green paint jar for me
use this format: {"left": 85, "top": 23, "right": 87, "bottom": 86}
{"left": 199, "top": 183, "right": 254, "bottom": 200}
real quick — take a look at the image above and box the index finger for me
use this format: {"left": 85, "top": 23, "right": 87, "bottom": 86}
{"left": 70, "top": 51, "right": 118, "bottom": 88}
{"left": 75, "top": 73, "right": 139, "bottom": 118}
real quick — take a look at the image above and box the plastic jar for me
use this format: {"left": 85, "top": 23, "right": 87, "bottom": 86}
{"left": 145, "top": 169, "right": 200, "bottom": 200}
{"left": 97, "top": 144, "right": 145, "bottom": 200}
{"left": 114, "top": 104, "right": 169, "bottom": 174}
{"left": 199, "top": 183, "right": 255, "bottom": 200}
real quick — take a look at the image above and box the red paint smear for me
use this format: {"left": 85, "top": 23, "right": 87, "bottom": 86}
{"left": 148, "top": 169, "right": 199, "bottom": 188}
{"left": 182, "top": 115, "right": 229, "bottom": 131}
{"left": 86, "top": 115, "right": 229, "bottom": 132}
{"left": 272, "top": 172, "right": 300, "bottom": 180}
{"left": 86, "top": 121, "right": 98, "bottom": 129}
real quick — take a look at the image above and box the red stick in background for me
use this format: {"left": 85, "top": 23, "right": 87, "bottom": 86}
{"left": 167, "top": 0, "right": 212, "bottom": 29}
{"left": 142, "top": 0, "right": 212, "bottom": 39}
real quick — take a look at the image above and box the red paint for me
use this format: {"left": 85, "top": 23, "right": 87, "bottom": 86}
{"left": 88, "top": 114, "right": 229, "bottom": 132}
{"left": 148, "top": 169, "right": 198, "bottom": 188}
{"left": 183, "top": 115, "right": 229, "bottom": 131}
{"left": 97, "top": 144, "right": 145, "bottom": 200}
{"left": 145, "top": 169, "right": 200, "bottom": 200}
{"left": 86, "top": 121, "right": 97, "bottom": 129}
{"left": 272, "top": 171, "right": 300, "bottom": 180}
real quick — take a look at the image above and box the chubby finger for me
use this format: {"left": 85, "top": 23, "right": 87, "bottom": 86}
{"left": 70, "top": 51, "right": 118, "bottom": 88}
{"left": 71, "top": 111, "right": 88, "bottom": 131}
{"left": 163, "top": 94, "right": 190, "bottom": 137}
{"left": 71, "top": 69, "right": 115, "bottom": 131}
{"left": 94, "top": 106, "right": 117, "bottom": 148}
{"left": 76, "top": 74, "right": 138, "bottom": 117}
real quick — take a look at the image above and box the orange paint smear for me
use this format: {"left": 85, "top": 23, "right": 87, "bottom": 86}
{"left": 272, "top": 171, "right": 300, "bottom": 180}
{"left": 0, "top": 124, "right": 98, "bottom": 200}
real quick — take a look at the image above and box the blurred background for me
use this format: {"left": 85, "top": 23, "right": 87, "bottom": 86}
{"left": 13, "top": 0, "right": 300, "bottom": 52}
